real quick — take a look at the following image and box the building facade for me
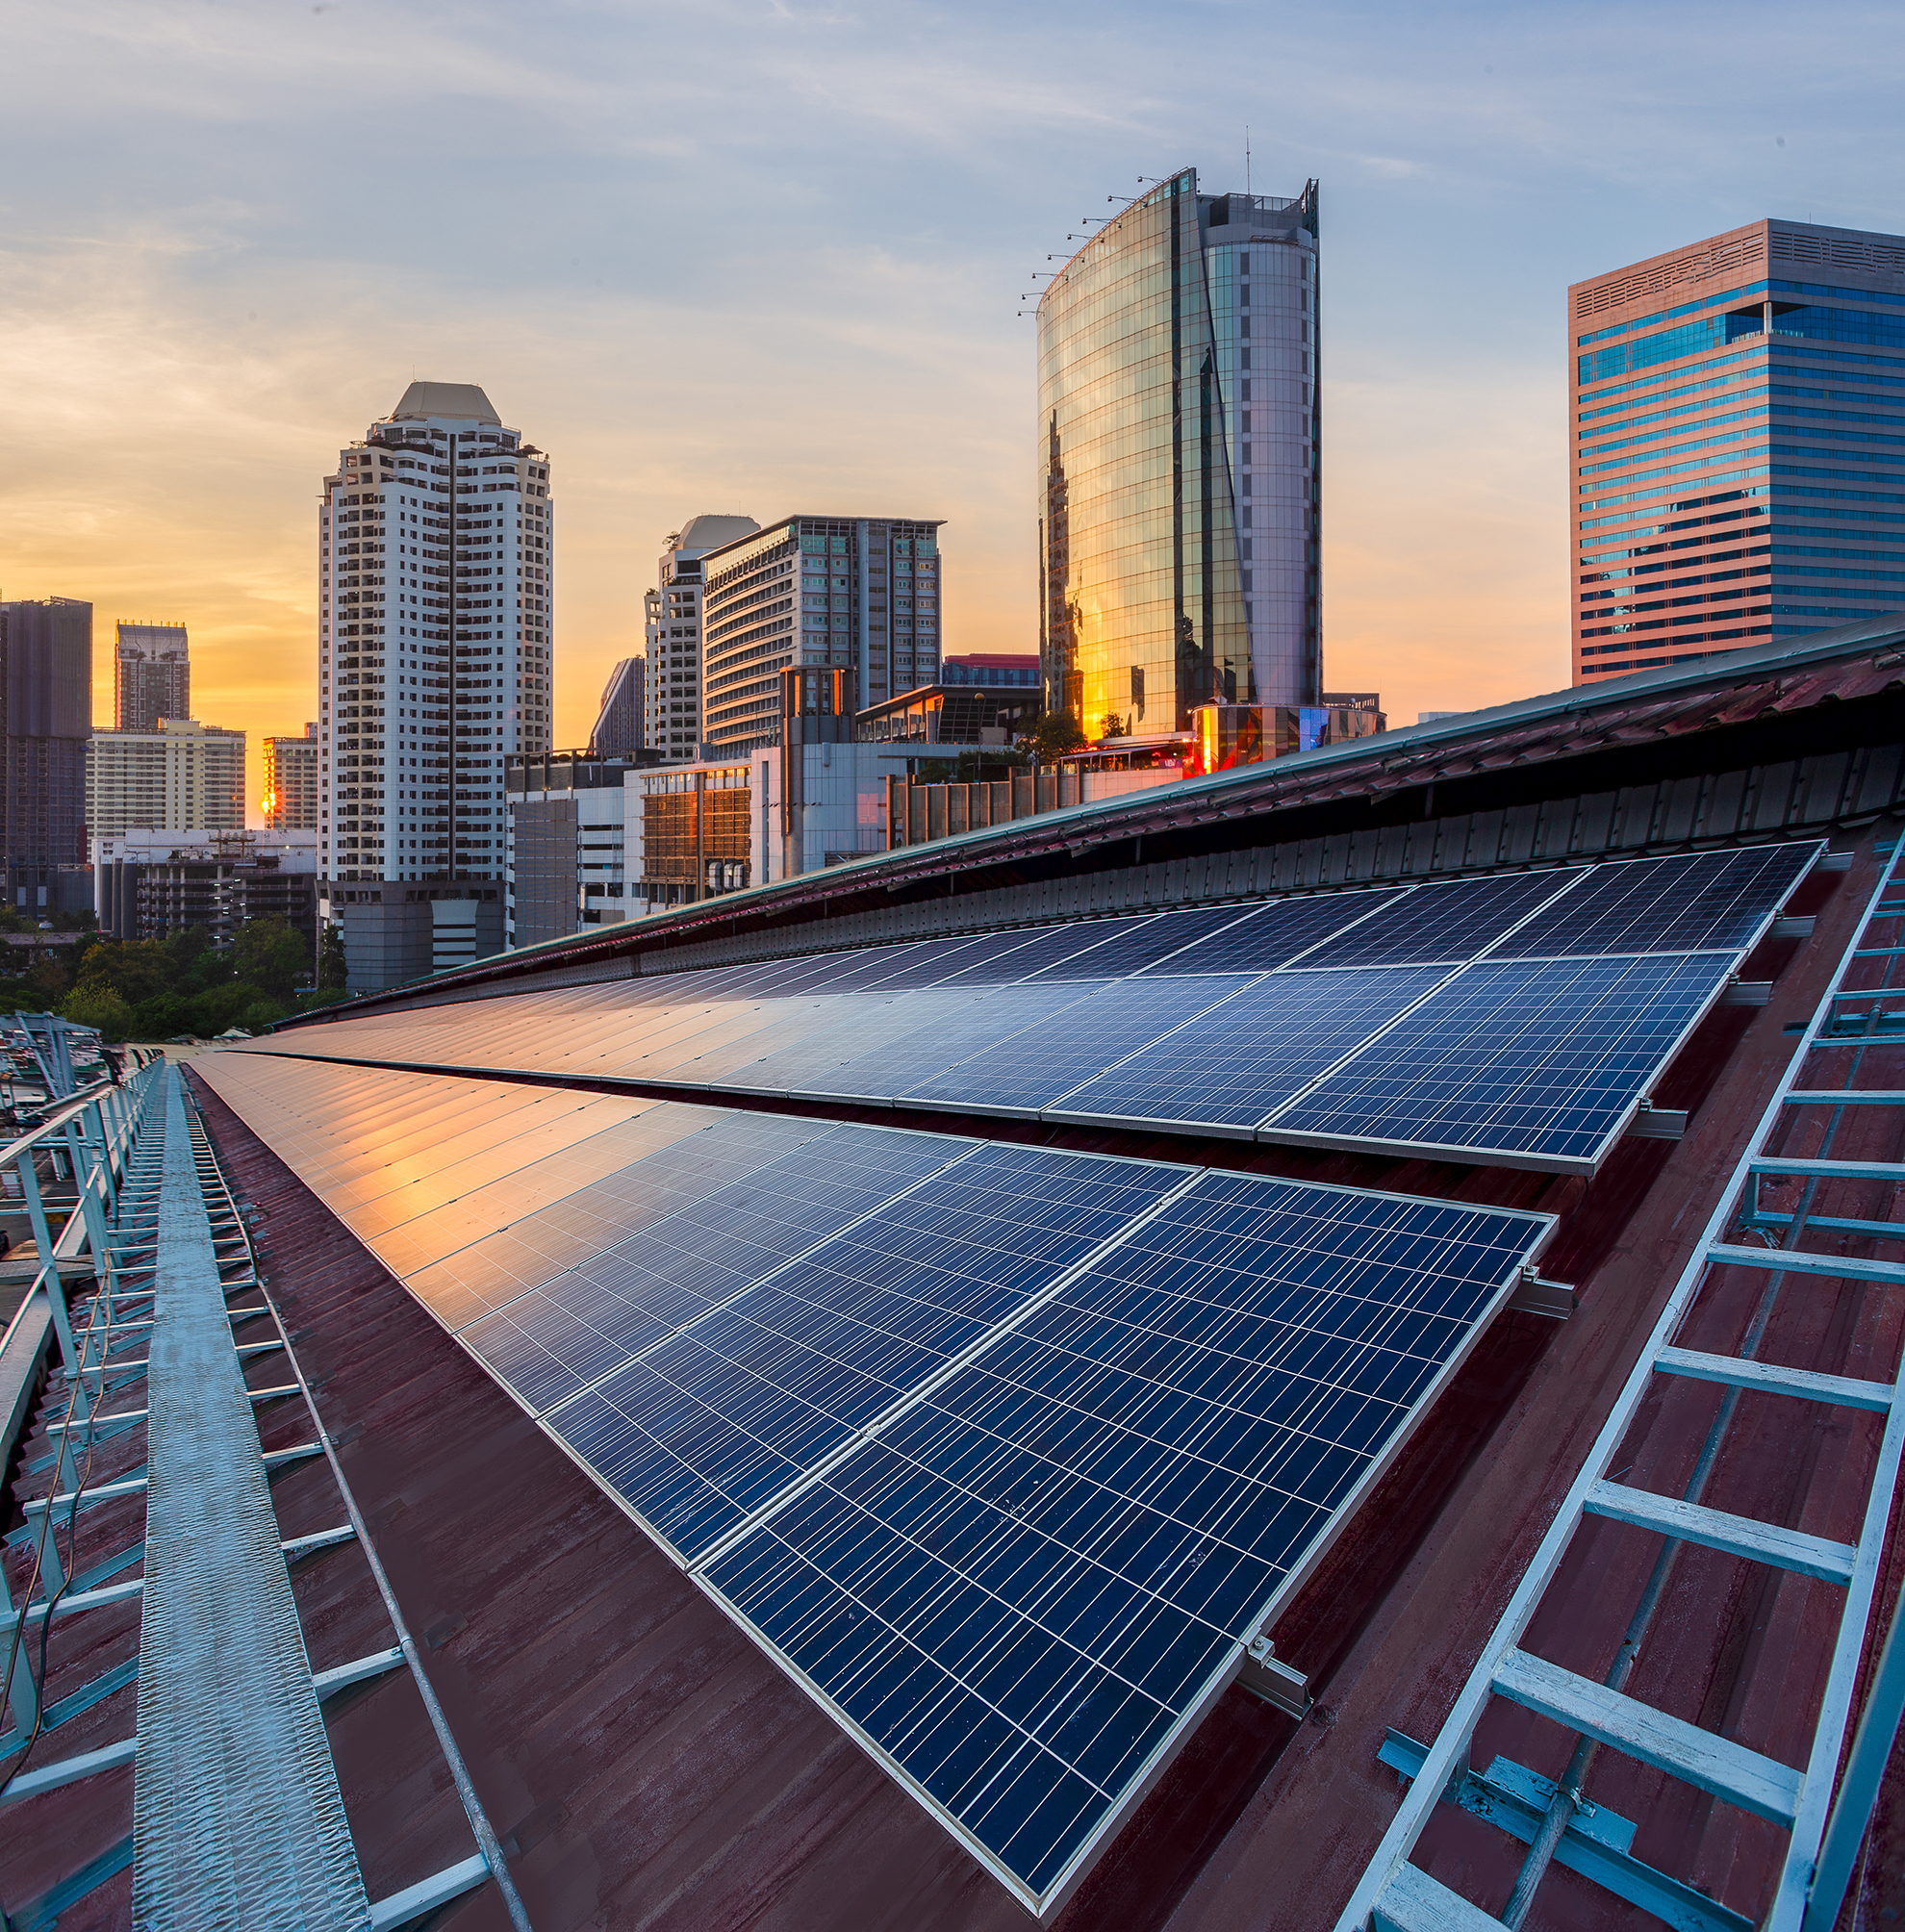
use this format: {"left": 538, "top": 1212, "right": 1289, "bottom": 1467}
{"left": 88, "top": 720, "right": 246, "bottom": 838}
{"left": 589, "top": 657, "right": 645, "bottom": 757}
{"left": 93, "top": 828, "right": 318, "bottom": 948}
{"left": 503, "top": 748, "right": 645, "bottom": 947}
{"left": 318, "top": 380, "right": 552, "bottom": 989}
{"left": 262, "top": 723, "right": 318, "bottom": 830}
{"left": 699, "top": 515, "right": 944, "bottom": 760}
{"left": 1572, "top": 218, "right": 1905, "bottom": 682}
{"left": 114, "top": 621, "right": 190, "bottom": 730}
{"left": 854, "top": 651, "right": 1043, "bottom": 749}
{"left": 0, "top": 597, "right": 91, "bottom": 908}
{"left": 643, "top": 515, "right": 758, "bottom": 764}
{"left": 1037, "top": 170, "right": 1320, "bottom": 736}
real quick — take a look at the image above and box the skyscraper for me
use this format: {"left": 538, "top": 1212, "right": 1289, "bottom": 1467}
{"left": 589, "top": 658, "right": 645, "bottom": 757}
{"left": 1572, "top": 218, "right": 1905, "bottom": 683}
{"left": 114, "top": 620, "right": 190, "bottom": 729}
{"left": 0, "top": 597, "right": 91, "bottom": 907}
{"left": 263, "top": 723, "right": 318, "bottom": 830}
{"left": 318, "top": 382, "right": 553, "bottom": 985}
{"left": 699, "top": 515, "right": 944, "bottom": 759}
{"left": 643, "top": 515, "right": 758, "bottom": 763}
{"left": 1037, "top": 170, "right": 1320, "bottom": 737}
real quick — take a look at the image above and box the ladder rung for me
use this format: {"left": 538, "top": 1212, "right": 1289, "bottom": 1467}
{"left": 1372, "top": 1861, "right": 1506, "bottom": 1932}
{"left": 1585, "top": 1479, "right": 1856, "bottom": 1583}
{"left": 1744, "top": 1210, "right": 1905, "bottom": 1242}
{"left": 1783, "top": 1090, "right": 1905, "bottom": 1106}
{"left": 1750, "top": 1157, "right": 1905, "bottom": 1181}
{"left": 1491, "top": 1649, "right": 1802, "bottom": 1825}
{"left": 1706, "top": 1242, "right": 1905, "bottom": 1285}
{"left": 1654, "top": 1346, "right": 1893, "bottom": 1412}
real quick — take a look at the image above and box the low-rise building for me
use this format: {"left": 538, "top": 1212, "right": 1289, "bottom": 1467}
{"left": 262, "top": 723, "right": 318, "bottom": 829}
{"left": 91, "top": 828, "right": 318, "bottom": 947}
{"left": 504, "top": 748, "right": 655, "bottom": 947}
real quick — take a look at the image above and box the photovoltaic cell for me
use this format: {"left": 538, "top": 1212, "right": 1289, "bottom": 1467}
{"left": 1023, "top": 905, "right": 1256, "bottom": 981}
{"left": 459, "top": 1122, "right": 975, "bottom": 1411}
{"left": 1048, "top": 966, "right": 1450, "bottom": 1130}
{"left": 549, "top": 1144, "right": 1184, "bottom": 1559}
{"left": 702, "top": 1172, "right": 1549, "bottom": 1909}
{"left": 1134, "top": 889, "right": 1400, "bottom": 977}
{"left": 935, "top": 915, "right": 1159, "bottom": 986}
{"left": 1487, "top": 842, "right": 1821, "bottom": 959}
{"left": 1291, "top": 871, "right": 1574, "bottom": 969}
{"left": 1265, "top": 953, "right": 1734, "bottom": 1166}
{"left": 898, "top": 977, "right": 1256, "bottom": 1115}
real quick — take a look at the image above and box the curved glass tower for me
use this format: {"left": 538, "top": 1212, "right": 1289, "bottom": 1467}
{"left": 1038, "top": 169, "right": 1319, "bottom": 735}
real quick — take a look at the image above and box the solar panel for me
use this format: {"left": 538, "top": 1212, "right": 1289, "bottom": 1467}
{"left": 1263, "top": 953, "right": 1735, "bottom": 1170}
{"left": 1022, "top": 905, "right": 1257, "bottom": 981}
{"left": 1487, "top": 842, "right": 1821, "bottom": 959}
{"left": 898, "top": 977, "right": 1257, "bottom": 1117}
{"left": 1130, "top": 888, "right": 1401, "bottom": 977}
{"left": 1290, "top": 872, "right": 1575, "bottom": 969}
{"left": 700, "top": 1172, "right": 1552, "bottom": 1913}
{"left": 550, "top": 1144, "right": 1184, "bottom": 1560}
{"left": 1047, "top": 966, "right": 1451, "bottom": 1132}
{"left": 935, "top": 915, "right": 1160, "bottom": 985}
{"left": 461, "top": 1122, "right": 974, "bottom": 1411}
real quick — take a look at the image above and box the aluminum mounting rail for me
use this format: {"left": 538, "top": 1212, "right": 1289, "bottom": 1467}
{"left": 1334, "top": 840, "right": 1905, "bottom": 1932}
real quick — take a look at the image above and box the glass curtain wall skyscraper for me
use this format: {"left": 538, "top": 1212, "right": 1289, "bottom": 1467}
{"left": 1572, "top": 218, "right": 1905, "bottom": 683}
{"left": 1038, "top": 170, "right": 1320, "bottom": 738}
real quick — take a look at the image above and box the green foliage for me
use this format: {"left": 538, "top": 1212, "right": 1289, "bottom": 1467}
{"left": 232, "top": 916, "right": 308, "bottom": 999}
{"left": 318, "top": 921, "right": 348, "bottom": 990}
{"left": 31, "top": 917, "right": 317, "bottom": 1041}
{"left": 1025, "top": 711, "right": 1088, "bottom": 760}
{"left": 59, "top": 987, "right": 135, "bottom": 1041}
{"left": 297, "top": 986, "right": 352, "bottom": 1012}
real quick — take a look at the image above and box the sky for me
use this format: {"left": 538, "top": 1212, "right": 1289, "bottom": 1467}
{"left": 3, "top": 0, "right": 1901, "bottom": 824}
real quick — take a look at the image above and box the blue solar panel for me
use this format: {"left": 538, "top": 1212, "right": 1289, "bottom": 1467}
{"left": 701, "top": 1172, "right": 1550, "bottom": 1911}
{"left": 1048, "top": 966, "right": 1451, "bottom": 1131}
{"left": 935, "top": 916, "right": 1160, "bottom": 985}
{"left": 1292, "top": 872, "right": 1574, "bottom": 969}
{"left": 459, "top": 1123, "right": 974, "bottom": 1411}
{"left": 1134, "top": 889, "right": 1401, "bottom": 976}
{"left": 548, "top": 1145, "right": 1183, "bottom": 1559}
{"left": 1487, "top": 843, "right": 1821, "bottom": 959}
{"left": 898, "top": 977, "right": 1257, "bottom": 1116}
{"left": 1023, "top": 905, "right": 1256, "bottom": 981}
{"left": 1264, "top": 953, "right": 1734, "bottom": 1167}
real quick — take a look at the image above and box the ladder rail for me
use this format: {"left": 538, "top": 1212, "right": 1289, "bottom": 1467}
{"left": 1334, "top": 840, "right": 1905, "bottom": 1931}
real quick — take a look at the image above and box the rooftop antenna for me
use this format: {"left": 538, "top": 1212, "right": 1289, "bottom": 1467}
{"left": 1246, "top": 124, "right": 1251, "bottom": 196}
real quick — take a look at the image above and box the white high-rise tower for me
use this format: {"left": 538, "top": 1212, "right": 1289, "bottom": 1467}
{"left": 318, "top": 381, "right": 554, "bottom": 986}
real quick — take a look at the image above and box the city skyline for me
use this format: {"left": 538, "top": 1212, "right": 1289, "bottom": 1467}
{"left": 3, "top": 3, "right": 1897, "bottom": 814}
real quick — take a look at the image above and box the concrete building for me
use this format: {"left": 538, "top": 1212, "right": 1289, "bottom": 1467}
{"left": 699, "top": 515, "right": 944, "bottom": 760}
{"left": 92, "top": 827, "right": 318, "bottom": 947}
{"left": 0, "top": 596, "right": 92, "bottom": 912}
{"left": 1573, "top": 217, "right": 1905, "bottom": 682}
{"left": 503, "top": 748, "right": 648, "bottom": 947}
{"left": 318, "top": 380, "right": 551, "bottom": 989}
{"left": 114, "top": 620, "right": 190, "bottom": 730}
{"left": 87, "top": 719, "right": 245, "bottom": 840}
{"left": 643, "top": 515, "right": 758, "bottom": 764}
{"left": 630, "top": 669, "right": 913, "bottom": 911}
{"left": 588, "top": 657, "right": 644, "bottom": 757}
{"left": 854, "top": 650, "right": 1042, "bottom": 750}
{"left": 1038, "top": 171, "right": 1320, "bottom": 735}
{"left": 262, "top": 723, "right": 318, "bottom": 830}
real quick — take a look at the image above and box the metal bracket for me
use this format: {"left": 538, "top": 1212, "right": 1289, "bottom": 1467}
{"left": 1236, "top": 1636, "right": 1311, "bottom": 1718}
{"left": 1509, "top": 1268, "right": 1576, "bottom": 1320}
{"left": 1719, "top": 980, "right": 1772, "bottom": 1006}
{"left": 1628, "top": 1099, "right": 1689, "bottom": 1141}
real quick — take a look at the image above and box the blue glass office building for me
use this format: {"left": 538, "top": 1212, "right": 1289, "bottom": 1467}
{"left": 1573, "top": 218, "right": 1905, "bottom": 683}
{"left": 1038, "top": 170, "right": 1321, "bottom": 737}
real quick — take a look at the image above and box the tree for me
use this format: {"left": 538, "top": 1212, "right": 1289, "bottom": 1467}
{"left": 1025, "top": 711, "right": 1088, "bottom": 761}
{"left": 232, "top": 916, "right": 308, "bottom": 999}
{"left": 318, "top": 922, "right": 348, "bottom": 990}
{"left": 59, "top": 988, "right": 134, "bottom": 1042}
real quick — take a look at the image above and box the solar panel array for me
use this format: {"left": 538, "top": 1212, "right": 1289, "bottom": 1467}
{"left": 197, "top": 1053, "right": 1553, "bottom": 1913}
{"left": 252, "top": 843, "right": 1820, "bottom": 1173}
